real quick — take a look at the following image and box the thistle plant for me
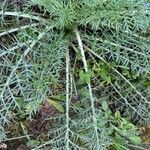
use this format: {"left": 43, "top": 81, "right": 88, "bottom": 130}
{"left": 0, "top": 0, "right": 150, "bottom": 149}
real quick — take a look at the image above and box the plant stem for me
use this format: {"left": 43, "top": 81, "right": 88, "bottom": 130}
{"left": 75, "top": 29, "right": 100, "bottom": 149}
{"left": 84, "top": 45, "right": 149, "bottom": 105}
{"left": 65, "top": 49, "right": 70, "bottom": 149}
{"left": 0, "top": 11, "right": 46, "bottom": 22}
{"left": 0, "top": 23, "right": 39, "bottom": 37}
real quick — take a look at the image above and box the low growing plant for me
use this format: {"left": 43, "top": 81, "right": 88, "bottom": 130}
{"left": 0, "top": 0, "right": 150, "bottom": 149}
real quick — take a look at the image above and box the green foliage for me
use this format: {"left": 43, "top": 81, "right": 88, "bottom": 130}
{"left": 0, "top": 0, "right": 149, "bottom": 149}
{"left": 113, "top": 117, "right": 142, "bottom": 149}
{"left": 27, "top": 139, "right": 40, "bottom": 148}
{"left": 79, "top": 70, "right": 94, "bottom": 84}
{"left": 95, "top": 62, "right": 112, "bottom": 85}
{"left": 48, "top": 99, "right": 64, "bottom": 113}
{"left": 102, "top": 101, "right": 108, "bottom": 111}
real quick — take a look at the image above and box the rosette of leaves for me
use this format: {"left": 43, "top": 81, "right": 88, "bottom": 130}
{"left": 0, "top": 0, "right": 149, "bottom": 149}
